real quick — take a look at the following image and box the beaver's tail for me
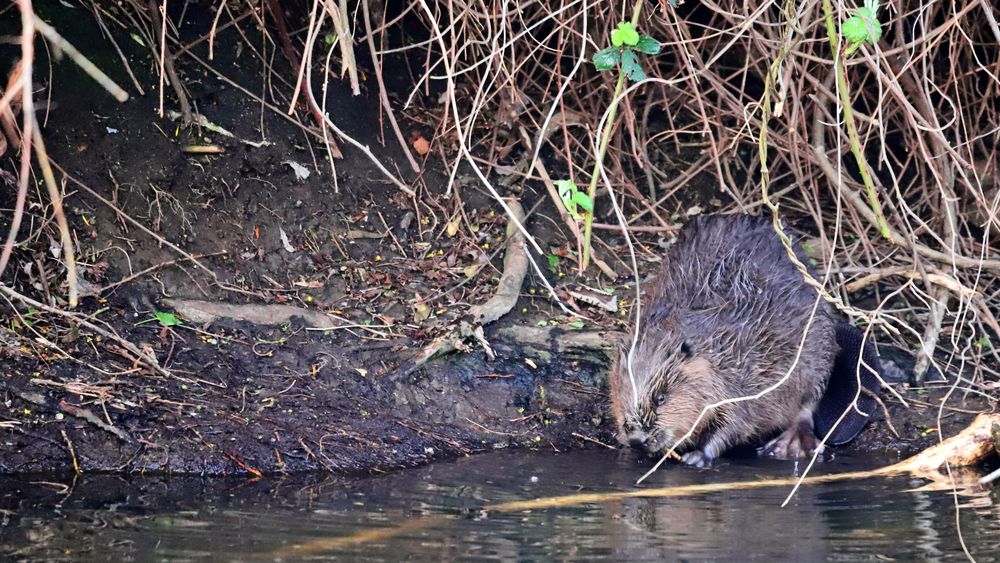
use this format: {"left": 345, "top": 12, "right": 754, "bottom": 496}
{"left": 813, "top": 323, "right": 883, "bottom": 446}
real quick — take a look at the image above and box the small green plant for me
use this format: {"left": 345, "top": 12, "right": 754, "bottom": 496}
{"left": 137, "top": 310, "right": 182, "bottom": 328}
{"left": 154, "top": 311, "right": 181, "bottom": 327}
{"left": 810, "top": 0, "right": 891, "bottom": 241}
{"left": 546, "top": 254, "right": 561, "bottom": 273}
{"left": 578, "top": 5, "right": 662, "bottom": 270}
{"left": 841, "top": 0, "right": 882, "bottom": 55}
{"left": 592, "top": 22, "right": 661, "bottom": 82}
{"left": 555, "top": 179, "right": 593, "bottom": 221}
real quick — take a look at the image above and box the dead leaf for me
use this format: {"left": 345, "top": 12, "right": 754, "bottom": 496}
{"left": 412, "top": 302, "right": 431, "bottom": 323}
{"left": 568, "top": 285, "right": 618, "bottom": 312}
{"left": 284, "top": 161, "right": 311, "bottom": 180}
{"left": 279, "top": 228, "right": 296, "bottom": 253}
{"left": 347, "top": 229, "right": 384, "bottom": 239}
{"left": 411, "top": 134, "right": 430, "bottom": 155}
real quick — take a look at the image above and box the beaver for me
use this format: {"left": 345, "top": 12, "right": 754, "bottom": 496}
{"left": 610, "top": 213, "right": 879, "bottom": 467}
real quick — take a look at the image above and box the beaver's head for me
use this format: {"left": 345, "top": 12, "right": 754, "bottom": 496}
{"left": 609, "top": 325, "right": 724, "bottom": 455}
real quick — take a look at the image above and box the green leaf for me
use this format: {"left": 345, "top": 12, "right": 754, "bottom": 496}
{"left": 571, "top": 191, "right": 594, "bottom": 213}
{"left": 547, "top": 254, "right": 560, "bottom": 273}
{"left": 154, "top": 311, "right": 181, "bottom": 327}
{"left": 555, "top": 179, "right": 583, "bottom": 219}
{"left": 568, "top": 321, "right": 586, "bottom": 329}
{"left": 857, "top": 7, "right": 882, "bottom": 41}
{"left": 634, "top": 35, "right": 661, "bottom": 55}
{"left": 842, "top": 4, "right": 881, "bottom": 45}
{"left": 841, "top": 18, "right": 866, "bottom": 42}
{"left": 611, "top": 22, "right": 640, "bottom": 47}
{"left": 555, "top": 179, "right": 576, "bottom": 201}
{"left": 621, "top": 49, "right": 646, "bottom": 82}
{"left": 592, "top": 47, "right": 620, "bottom": 71}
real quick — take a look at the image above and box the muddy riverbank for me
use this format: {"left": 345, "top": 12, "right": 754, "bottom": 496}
{"left": 0, "top": 4, "right": 994, "bottom": 477}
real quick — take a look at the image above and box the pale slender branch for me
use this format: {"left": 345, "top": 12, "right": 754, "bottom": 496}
{"left": 32, "top": 15, "right": 129, "bottom": 102}
{"left": 361, "top": 0, "right": 420, "bottom": 173}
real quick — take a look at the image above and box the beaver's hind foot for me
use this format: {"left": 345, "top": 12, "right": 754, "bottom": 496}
{"left": 759, "top": 408, "right": 823, "bottom": 460}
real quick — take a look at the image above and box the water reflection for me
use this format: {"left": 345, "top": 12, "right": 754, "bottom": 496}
{"left": 0, "top": 450, "right": 996, "bottom": 561}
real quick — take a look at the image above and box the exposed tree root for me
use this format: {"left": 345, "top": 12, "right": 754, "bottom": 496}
{"left": 163, "top": 298, "right": 344, "bottom": 330}
{"left": 265, "top": 0, "right": 343, "bottom": 158}
{"left": 147, "top": 0, "right": 192, "bottom": 125}
{"left": 399, "top": 199, "right": 529, "bottom": 373}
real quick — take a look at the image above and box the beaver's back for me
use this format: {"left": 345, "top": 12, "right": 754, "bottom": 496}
{"left": 641, "top": 214, "right": 838, "bottom": 440}
{"left": 644, "top": 215, "right": 827, "bottom": 325}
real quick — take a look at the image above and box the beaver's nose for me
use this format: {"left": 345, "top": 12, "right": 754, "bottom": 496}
{"left": 627, "top": 431, "right": 650, "bottom": 450}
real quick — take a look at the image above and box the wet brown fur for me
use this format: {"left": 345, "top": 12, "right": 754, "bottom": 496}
{"left": 610, "top": 214, "right": 837, "bottom": 464}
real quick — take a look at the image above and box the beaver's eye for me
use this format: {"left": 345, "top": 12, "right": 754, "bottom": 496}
{"left": 656, "top": 394, "right": 667, "bottom": 406}
{"left": 680, "top": 341, "right": 694, "bottom": 358}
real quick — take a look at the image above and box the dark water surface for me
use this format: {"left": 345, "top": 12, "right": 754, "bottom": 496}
{"left": 1, "top": 450, "right": 997, "bottom": 561}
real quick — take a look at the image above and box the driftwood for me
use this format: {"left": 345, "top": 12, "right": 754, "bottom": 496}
{"left": 888, "top": 414, "right": 1000, "bottom": 478}
{"left": 161, "top": 298, "right": 395, "bottom": 338}
{"left": 495, "top": 325, "right": 621, "bottom": 353}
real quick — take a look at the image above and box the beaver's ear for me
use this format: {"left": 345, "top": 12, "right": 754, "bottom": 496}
{"left": 680, "top": 340, "right": 695, "bottom": 358}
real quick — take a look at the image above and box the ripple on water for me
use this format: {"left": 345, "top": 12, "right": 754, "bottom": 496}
{"left": 1, "top": 450, "right": 997, "bottom": 561}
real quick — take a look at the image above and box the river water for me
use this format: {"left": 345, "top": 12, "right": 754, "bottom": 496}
{"left": 1, "top": 450, "right": 997, "bottom": 561}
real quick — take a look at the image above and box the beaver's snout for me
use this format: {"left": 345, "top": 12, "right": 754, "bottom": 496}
{"left": 627, "top": 431, "right": 650, "bottom": 450}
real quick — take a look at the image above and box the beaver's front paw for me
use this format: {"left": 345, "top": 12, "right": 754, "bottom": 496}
{"left": 681, "top": 450, "right": 714, "bottom": 468}
{"left": 759, "top": 422, "right": 821, "bottom": 459}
